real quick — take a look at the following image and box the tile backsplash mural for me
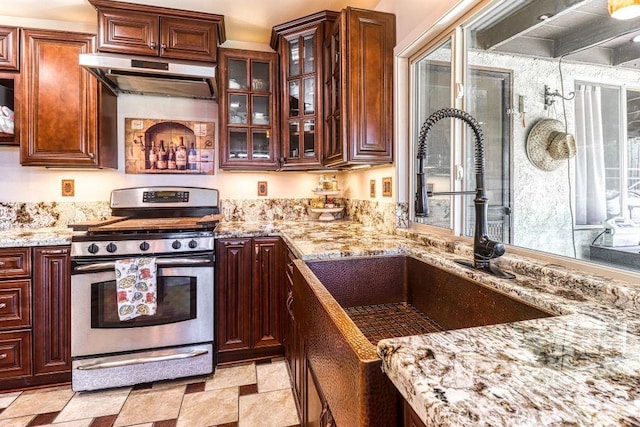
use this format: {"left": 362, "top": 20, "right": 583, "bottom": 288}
{"left": 124, "top": 118, "right": 215, "bottom": 175}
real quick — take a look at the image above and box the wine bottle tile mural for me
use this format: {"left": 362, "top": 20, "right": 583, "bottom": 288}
{"left": 124, "top": 118, "right": 215, "bottom": 175}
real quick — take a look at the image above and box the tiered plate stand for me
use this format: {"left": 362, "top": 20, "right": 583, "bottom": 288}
{"left": 309, "top": 190, "right": 343, "bottom": 221}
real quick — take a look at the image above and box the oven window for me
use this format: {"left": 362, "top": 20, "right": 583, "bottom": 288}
{"left": 91, "top": 276, "right": 197, "bottom": 328}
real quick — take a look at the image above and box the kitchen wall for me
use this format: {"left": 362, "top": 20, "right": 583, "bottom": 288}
{"left": 0, "top": 0, "right": 464, "bottom": 230}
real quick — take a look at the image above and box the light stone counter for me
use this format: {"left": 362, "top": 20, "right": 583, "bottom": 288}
{"left": 3, "top": 219, "right": 640, "bottom": 425}
{"left": 0, "top": 227, "right": 74, "bottom": 248}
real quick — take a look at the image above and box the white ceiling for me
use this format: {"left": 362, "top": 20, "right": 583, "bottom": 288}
{"left": 0, "top": 0, "right": 380, "bottom": 44}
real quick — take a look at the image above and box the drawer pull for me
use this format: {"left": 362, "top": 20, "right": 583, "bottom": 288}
{"left": 0, "top": 261, "right": 5, "bottom": 266}
{"left": 41, "top": 249, "right": 67, "bottom": 255}
{"left": 0, "top": 353, "right": 6, "bottom": 360}
{"left": 0, "top": 303, "right": 6, "bottom": 309}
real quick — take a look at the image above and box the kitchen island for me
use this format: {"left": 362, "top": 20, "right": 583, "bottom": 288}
{"left": 3, "top": 220, "right": 640, "bottom": 425}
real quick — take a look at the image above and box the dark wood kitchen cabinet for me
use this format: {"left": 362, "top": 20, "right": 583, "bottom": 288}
{"left": 88, "top": 0, "right": 225, "bottom": 62}
{"left": 0, "top": 247, "right": 32, "bottom": 382}
{"left": 323, "top": 8, "right": 395, "bottom": 167}
{"left": 20, "top": 29, "right": 117, "bottom": 168}
{"left": 271, "top": 11, "right": 338, "bottom": 170}
{"left": 218, "top": 48, "right": 280, "bottom": 170}
{"left": 283, "top": 249, "right": 303, "bottom": 409}
{"left": 32, "top": 246, "right": 71, "bottom": 378}
{"left": 0, "top": 245, "right": 71, "bottom": 390}
{"left": 0, "top": 26, "right": 20, "bottom": 146}
{"left": 0, "top": 26, "right": 19, "bottom": 71}
{"left": 216, "top": 237, "right": 284, "bottom": 364}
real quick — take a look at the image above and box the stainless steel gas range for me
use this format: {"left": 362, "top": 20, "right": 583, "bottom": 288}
{"left": 70, "top": 186, "right": 222, "bottom": 392}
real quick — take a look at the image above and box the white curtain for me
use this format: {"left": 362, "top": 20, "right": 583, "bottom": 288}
{"left": 575, "top": 84, "right": 607, "bottom": 225}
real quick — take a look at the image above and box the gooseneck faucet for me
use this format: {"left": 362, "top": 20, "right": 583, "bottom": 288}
{"left": 415, "top": 107, "right": 514, "bottom": 279}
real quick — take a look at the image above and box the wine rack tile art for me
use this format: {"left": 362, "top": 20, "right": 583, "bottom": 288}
{"left": 124, "top": 118, "right": 215, "bottom": 175}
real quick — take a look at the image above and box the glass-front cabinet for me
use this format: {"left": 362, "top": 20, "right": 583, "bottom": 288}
{"left": 271, "top": 11, "right": 338, "bottom": 170}
{"left": 218, "top": 48, "right": 279, "bottom": 170}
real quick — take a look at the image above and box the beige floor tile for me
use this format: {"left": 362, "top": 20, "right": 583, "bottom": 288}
{"left": 152, "top": 376, "right": 208, "bottom": 390}
{"left": 0, "top": 392, "right": 21, "bottom": 409}
{"left": 177, "top": 387, "right": 238, "bottom": 427}
{"left": 0, "top": 388, "right": 74, "bottom": 419}
{"left": 41, "top": 419, "right": 93, "bottom": 427}
{"left": 55, "top": 388, "right": 131, "bottom": 422}
{"left": 239, "top": 389, "right": 299, "bottom": 427}
{"left": 256, "top": 361, "right": 292, "bottom": 393}
{"left": 0, "top": 415, "right": 34, "bottom": 427}
{"left": 113, "top": 387, "right": 184, "bottom": 427}
{"left": 206, "top": 363, "right": 256, "bottom": 390}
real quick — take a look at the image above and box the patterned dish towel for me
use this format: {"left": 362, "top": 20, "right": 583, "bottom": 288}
{"left": 115, "top": 257, "right": 157, "bottom": 321}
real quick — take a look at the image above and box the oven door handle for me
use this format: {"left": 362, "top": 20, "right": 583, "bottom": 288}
{"left": 74, "top": 258, "right": 212, "bottom": 272}
{"left": 75, "top": 349, "right": 209, "bottom": 371}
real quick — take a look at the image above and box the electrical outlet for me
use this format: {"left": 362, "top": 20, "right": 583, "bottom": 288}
{"left": 61, "top": 179, "right": 75, "bottom": 197}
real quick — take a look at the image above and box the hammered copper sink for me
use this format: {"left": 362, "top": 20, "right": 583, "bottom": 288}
{"left": 293, "top": 255, "right": 556, "bottom": 427}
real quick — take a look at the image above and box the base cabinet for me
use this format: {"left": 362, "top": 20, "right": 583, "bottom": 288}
{"left": 216, "top": 237, "right": 284, "bottom": 364}
{"left": 0, "top": 246, "right": 71, "bottom": 390}
{"left": 33, "top": 246, "right": 71, "bottom": 377}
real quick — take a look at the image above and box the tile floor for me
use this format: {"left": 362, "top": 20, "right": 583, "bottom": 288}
{"left": 0, "top": 359, "right": 300, "bottom": 427}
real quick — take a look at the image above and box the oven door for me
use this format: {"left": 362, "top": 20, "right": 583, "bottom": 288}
{"left": 71, "top": 254, "right": 214, "bottom": 358}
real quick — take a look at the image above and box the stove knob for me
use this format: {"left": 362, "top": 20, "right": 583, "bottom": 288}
{"left": 106, "top": 243, "right": 118, "bottom": 253}
{"left": 172, "top": 240, "right": 182, "bottom": 250}
{"left": 88, "top": 243, "right": 99, "bottom": 254}
{"left": 139, "top": 242, "right": 150, "bottom": 251}
{"left": 188, "top": 240, "right": 198, "bottom": 249}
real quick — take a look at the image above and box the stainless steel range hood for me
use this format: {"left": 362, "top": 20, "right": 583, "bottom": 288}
{"left": 79, "top": 53, "right": 217, "bottom": 100}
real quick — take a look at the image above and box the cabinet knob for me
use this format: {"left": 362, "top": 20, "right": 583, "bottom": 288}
{"left": 150, "top": 41, "right": 157, "bottom": 49}
{"left": 0, "top": 353, "right": 6, "bottom": 359}
{"left": 88, "top": 152, "right": 95, "bottom": 159}
{"left": 161, "top": 43, "right": 167, "bottom": 50}
{"left": 0, "top": 261, "right": 4, "bottom": 266}
{"left": 0, "top": 303, "right": 6, "bottom": 309}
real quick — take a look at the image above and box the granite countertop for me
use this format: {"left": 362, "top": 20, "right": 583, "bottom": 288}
{"left": 0, "top": 227, "right": 75, "bottom": 247}
{"left": 4, "top": 220, "right": 640, "bottom": 425}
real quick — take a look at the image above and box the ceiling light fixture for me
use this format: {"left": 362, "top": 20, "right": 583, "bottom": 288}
{"left": 609, "top": 0, "right": 640, "bottom": 20}
{"left": 633, "top": 35, "right": 640, "bottom": 42}
{"left": 538, "top": 13, "right": 553, "bottom": 20}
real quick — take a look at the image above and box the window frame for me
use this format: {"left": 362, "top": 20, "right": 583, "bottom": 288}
{"left": 398, "top": 0, "right": 640, "bottom": 283}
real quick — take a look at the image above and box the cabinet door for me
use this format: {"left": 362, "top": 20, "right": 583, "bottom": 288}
{"left": 216, "top": 239, "right": 252, "bottom": 356}
{"left": 160, "top": 17, "right": 217, "bottom": 62}
{"left": 0, "top": 27, "right": 18, "bottom": 71}
{"left": 0, "top": 71, "right": 20, "bottom": 146}
{"left": 279, "top": 28, "right": 325, "bottom": 169}
{"left": 32, "top": 246, "right": 71, "bottom": 376}
{"left": 97, "top": 9, "right": 159, "bottom": 56}
{"left": 252, "top": 237, "right": 283, "bottom": 349}
{"left": 20, "top": 29, "right": 114, "bottom": 167}
{"left": 218, "top": 48, "right": 279, "bottom": 170}
{"left": 324, "top": 9, "right": 395, "bottom": 167}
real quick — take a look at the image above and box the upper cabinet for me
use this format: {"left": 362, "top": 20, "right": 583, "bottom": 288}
{"left": 88, "top": 0, "right": 225, "bottom": 62}
{"left": 324, "top": 8, "right": 395, "bottom": 168}
{"left": 20, "top": 29, "right": 117, "bottom": 168}
{"left": 0, "top": 27, "right": 18, "bottom": 71}
{"left": 218, "top": 48, "right": 279, "bottom": 170}
{"left": 271, "top": 11, "right": 338, "bottom": 170}
{"left": 0, "top": 27, "right": 19, "bottom": 147}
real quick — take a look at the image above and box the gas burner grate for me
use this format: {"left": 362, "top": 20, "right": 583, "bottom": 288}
{"left": 343, "top": 302, "right": 444, "bottom": 345}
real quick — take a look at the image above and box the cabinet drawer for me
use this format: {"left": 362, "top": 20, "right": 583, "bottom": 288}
{"left": 0, "top": 248, "right": 31, "bottom": 279}
{"left": 0, "top": 330, "right": 32, "bottom": 379}
{"left": 0, "top": 279, "right": 31, "bottom": 329}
